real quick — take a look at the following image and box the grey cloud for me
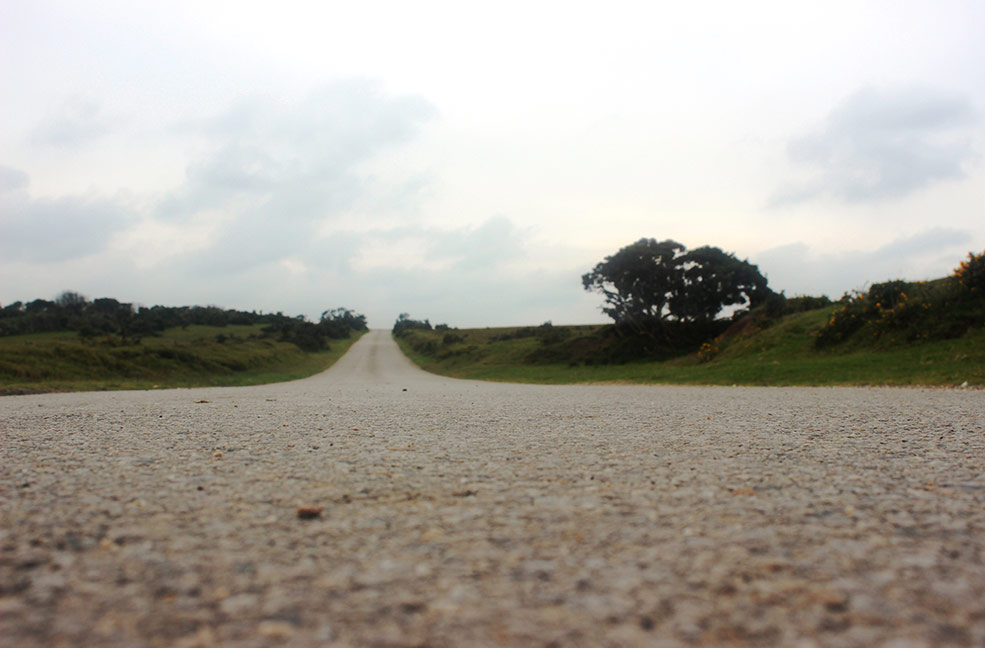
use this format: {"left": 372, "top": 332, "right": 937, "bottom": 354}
{"left": 757, "top": 227, "right": 972, "bottom": 297}
{"left": 304, "top": 216, "right": 526, "bottom": 274}
{"left": 131, "top": 249, "right": 593, "bottom": 329}
{"left": 189, "top": 143, "right": 281, "bottom": 195}
{"left": 0, "top": 165, "right": 29, "bottom": 193}
{"left": 352, "top": 262, "right": 592, "bottom": 328}
{"left": 323, "top": 217, "right": 584, "bottom": 326}
{"left": 304, "top": 230, "right": 365, "bottom": 272}
{"left": 134, "top": 214, "right": 589, "bottom": 328}
{"left": 31, "top": 97, "right": 112, "bottom": 148}
{"left": 162, "top": 80, "right": 435, "bottom": 219}
{"left": 0, "top": 192, "right": 132, "bottom": 263}
{"left": 157, "top": 80, "right": 435, "bottom": 274}
{"left": 774, "top": 86, "right": 978, "bottom": 205}
{"left": 875, "top": 227, "right": 972, "bottom": 261}
{"left": 430, "top": 216, "right": 526, "bottom": 271}
{"left": 186, "top": 213, "right": 312, "bottom": 275}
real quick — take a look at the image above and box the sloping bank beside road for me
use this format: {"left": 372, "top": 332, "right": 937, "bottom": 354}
{"left": 2, "top": 330, "right": 983, "bottom": 646}
{"left": 392, "top": 316, "right": 985, "bottom": 387}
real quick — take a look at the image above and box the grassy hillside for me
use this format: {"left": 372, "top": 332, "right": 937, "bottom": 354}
{"left": 0, "top": 325, "right": 365, "bottom": 395}
{"left": 395, "top": 255, "right": 985, "bottom": 387}
{"left": 394, "top": 308, "right": 985, "bottom": 387}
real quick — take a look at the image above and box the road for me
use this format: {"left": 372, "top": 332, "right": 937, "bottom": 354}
{"left": 2, "top": 330, "right": 984, "bottom": 647}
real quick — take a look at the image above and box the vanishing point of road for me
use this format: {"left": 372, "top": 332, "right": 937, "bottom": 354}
{"left": 2, "top": 330, "right": 984, "bottom": 646}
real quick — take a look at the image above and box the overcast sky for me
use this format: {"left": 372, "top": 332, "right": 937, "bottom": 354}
{"left": 2, "top": 1, "right": 983, "bottom": 327}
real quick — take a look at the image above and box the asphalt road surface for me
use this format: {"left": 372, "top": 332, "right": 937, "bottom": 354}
{"left": 2, "top": 330, "right": 984, "bottom": 647}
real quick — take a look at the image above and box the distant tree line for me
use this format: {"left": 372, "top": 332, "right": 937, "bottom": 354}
{"left": 0, "top": 292, "right": 367, "bottom": 351}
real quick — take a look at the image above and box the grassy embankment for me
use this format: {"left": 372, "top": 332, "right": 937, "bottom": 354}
{"left": 394, "top": 306, "right": 985, "bottom": 387}
{"left": 0, "top": 324, "right": 365, "bottom": 395}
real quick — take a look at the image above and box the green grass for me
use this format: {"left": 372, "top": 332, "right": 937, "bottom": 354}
{"left": 395, "top": 309, "right": 985, "bottom": 387}
{"left": 0, "top": 325, "right": 366, "bottom": 394}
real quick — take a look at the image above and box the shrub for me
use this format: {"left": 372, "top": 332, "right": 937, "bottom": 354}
{"left": 813, "top": 293, "right": 867, "bottom": 348}
{"left": 697, "top": 340, "right": 720, "bottom": 363}
{"left": 954, "top": 251, "right": 985, "bottom": 296}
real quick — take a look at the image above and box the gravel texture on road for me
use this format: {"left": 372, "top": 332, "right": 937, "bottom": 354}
{"left": 2, "top": 330, "right": 984, "bottom": 647}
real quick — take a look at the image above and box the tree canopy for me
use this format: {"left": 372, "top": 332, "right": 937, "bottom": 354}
{"left": 392, "top": 313, "right": 432, "bottom": 337}
{"left": 673, "top": 245, "right": 772, "bottom": 321}
{"left": 582, "top": 238, "right": 771, "bottom": 331}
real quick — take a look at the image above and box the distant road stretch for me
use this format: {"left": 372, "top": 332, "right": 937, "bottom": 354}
{"left": 2, "top": 330, "right": 984, "bottom": 646}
